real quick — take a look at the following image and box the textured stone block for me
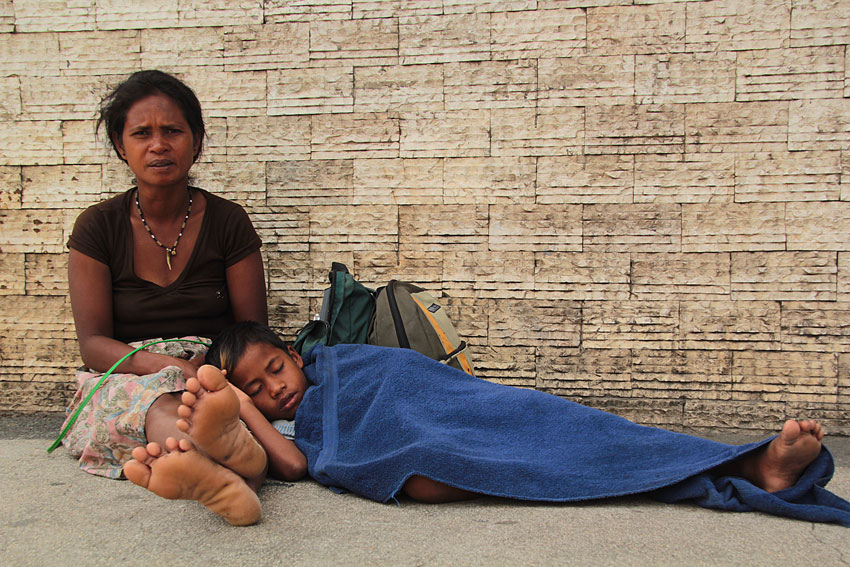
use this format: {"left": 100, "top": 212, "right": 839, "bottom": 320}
{"left": 0, "top": 253, "right": 25, "bottom": 295}
{"left": 585, "top": 104, "right": 685, "bottom": 155}
{"left": 180, "top": 69, "right": 266, "bottom": 117}
{"left": 141, "top": 28, "right": 225, "bottom": 71}
{"left": 267, "top": 289, "right": 311, "bottom": 338}
{"left": 176, "top": 0, "right": 263, "bottom": 27}
{"left": 13, "top": 0, "right": 91, "bottom": 32}
{"left": 790, "top": 0, "right": 850, "bottom": 46}
{"left": 441, "top": 250, "right": 534, "bottom": 298}
{"left": 312, "top": 113, "right": 399, "bottom": 159}
{"left": 95, "top": 0, "right": 177, "bottom": 29}
{"left": 631, "top": 252, "right": 731, "bottom": 300}
{"left": 267, "top": 251, "right": 314, "bottom": 293}
{"left": 401, "top": 110, "right": 488, "bottom": 158}
{"left": 0, "top": 32, "right": 61, "bottom": 77}
{"left": 682, "top": 203, "right": 785, "bottom": 252}
{"left": 679, "top": 300, "right": 781, "bottom": 351}
{"left": 0, "top": 121, "right": 63, "bottom": 166}
{"left": 310, "top": 204, "right": 398, "bottom": 252}
{"left": 635, "top": 52, "right": 736, "bottom": 104}
{"left": 582, "top": 300, "right": 679, "bottom": 349}
{"left": 731, "top": 252, "right": 837, "bottom": 301}
{"left": 789, "top": 99, "right": 850, "bottom": 151}
{"left": 25, "top": 253, "right": 68, "bottom": 296}
{"left": 635, "top": 153, "right": 733, "bottom": 203}
{"left": 267, "top": 159, "right": 353, "bottom": 206}
{"left": 399, "top": 14, "right": 490, "bottom": 64}
{"left": 787, "top": 202, "right": 850, "bottom": 250}
{"left": 474, "top": 345, "right": 536, "bottom": 387}
{"left": 0, "top": 0, "right": 12, "bottom": 32}
{"left": 249, "top": 208, "right": 310, "bottom": 254}
{"left": 58, "top": 31, "right": 141, "bottom": 75}
{"left": 443, "top": 0, "right": 536, "bottom": 13}
{"left": 444, "top": 157, "right": 536, "bottom": 204}
{"left": 533, "top": 252, "right": 630, "bottom": 300}
{"left": 354, "top": 64, "right": 443, "bottom": 113}
{"left": 685, "top": 0, "right": 788, "bottom": 51}
{"left": 22, "top": 165, "right": 102, "bottom": 209}
{"left": 0, "top": 210, "right": 66, "bottom": 254}
{"left": 840, "top": 252, "right": 850, "bottom": 299}
{"left": 736, "top": 46, "right": 845, "bottom": 102}
{"left": 537, "top": 155, "right": 632, "bottom": 204}
{"left": 685, "top": 101, "right": 789, "bottom": 153}
{"left": 0, "top": 295, "right": 76, "bottom": 381}
{"left": 587, "top": 3, "right": 685, "bottom": 55}
{"left": 353, "top": 1, "right": 441, "bottom": 19}
{"left": 439, "top": 295, "right": 489, "bottom": 340}
{"left": 61, "top": 120, "right": 108, "bottom": 166}
{"left": 0, "top": 381, "right": 76, "bottom": 412}
{"left": 353, "top": 158, "right": 442, "bottom": 205}
{"left": 488, "top": 203, "right": 581, "bottom": 252}
{"left": 584, "top": 204, "right": 681, "bottom": 252}
{"left": 731, "top": 350, "right": 838, "bottom": 403}
{"left": 491, "top": 106, "right": 584, "bottom": 157}
{"left": 781, "top": 302, "right": 850, "bottom": 352}
{"left": 222, "top": 23, "right": 310, "bottom": 71}
{"left": 0, "top": 77, "right": 20, "bottom": 120}
{"left": 490, "top": 8, "right": 585, "bottom": 60}
{"left": 353, "top": 250, "right": 445, "bottom": 288}
{"left": 266, "top": 0, "right": 351, "bottom": 22}
{"left": 400, "top": 205, "right": 489, "bottom": 253}
{"left": 20, "top": 75, "right": 110, "bottom": 121}
{"left": 190, "top": 161, "right": 266, "bottom": 208}
{"left": 632, "top": 349, "right": 733, "bottom": 399}
{"left": 444, "top": 60, "right": 537, "bottom": 110}
{"left": 536, "top": 347, "right": 632, "bottom": 397}
{"left": 0, "top": 166, "right": 22, "bottom": 209}
{"left": 538, "top": 55, "right": 634, "bottom": 106}
{"left": 225, "top": 115, "right": 311, "bottom": 161}
{"left": 310, "top": 18, "right": 398, "bottom": 66}
{"left": 488, "top": 299, "right": 581, "bottom": 347}
{"left": 734, "top": 151, "right": 841, "bottom": 202}
{"left": 682, "top": 399, "right": 786, "bottom": 430}
{"left": 268, "top": 66, "right": 353, "bottom": 115}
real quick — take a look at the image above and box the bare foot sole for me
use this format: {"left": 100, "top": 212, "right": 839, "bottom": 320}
{"left": 752, "top": 419, "right": 824, "bottom": 492}
{"left": 177, "top": 364, "right": 267, "bottom": 478}
{"left": 124, "top": 440, "right": 261, "bottom": 526}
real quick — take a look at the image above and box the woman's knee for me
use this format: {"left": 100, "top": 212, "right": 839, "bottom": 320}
{"left": 402, "top": 475, "right": 477, "bottom": 503}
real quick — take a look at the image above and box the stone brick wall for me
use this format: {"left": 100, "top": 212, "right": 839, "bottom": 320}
{"left": 1, "top": 0, "right": 848, "bottom": 433}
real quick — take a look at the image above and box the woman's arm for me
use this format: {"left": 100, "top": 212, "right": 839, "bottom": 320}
{"left": 68, "top": 249, "right": 200, "bottom": 377}
{"left": 225, "top": 249, "right": 268, "bottom": 325}
{"left": 230, "top": 383, "right": 307, "bottom": 481}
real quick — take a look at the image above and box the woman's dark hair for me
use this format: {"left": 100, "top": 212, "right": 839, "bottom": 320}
{"left": 206, "top": 321, "right": 291, "bottom": 376}
{"left": 96, "top": 69, "right": 205, "bottom": 163}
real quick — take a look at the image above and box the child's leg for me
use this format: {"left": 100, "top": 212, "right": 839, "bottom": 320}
{"left": 713, "top": 419, "right": 824, "bottom": 492}
{"left": 124, "top": 438, "right": 261, "bottom": 526}
{"left": 402, "top": 475, "right": 480, "bottom": 503}
{"left": 176, "top": 364, "right": 268, "bottom": 480}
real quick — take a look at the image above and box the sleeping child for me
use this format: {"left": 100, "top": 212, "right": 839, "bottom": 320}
{"left": 124, "top": 321, "right": 850, "bottom": 527}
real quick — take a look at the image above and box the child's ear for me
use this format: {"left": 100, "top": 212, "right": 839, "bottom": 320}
{"left": 287, "top": 346, "right": 303, "bottom": 369}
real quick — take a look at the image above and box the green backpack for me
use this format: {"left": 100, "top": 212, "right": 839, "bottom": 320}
{"left": 293, "top": 264, "right": 475, "bottom": 376}
{"left": 292, "top": 262, "right": 376, "bottom": 355}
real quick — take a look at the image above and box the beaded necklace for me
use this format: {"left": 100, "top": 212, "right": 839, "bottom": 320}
{"left": 135, "top": 188, "right": 192, "bottom": 271}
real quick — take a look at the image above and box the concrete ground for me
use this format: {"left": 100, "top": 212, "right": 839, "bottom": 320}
{"left": 2, "top": 413, "right": 848, "bottom": 567}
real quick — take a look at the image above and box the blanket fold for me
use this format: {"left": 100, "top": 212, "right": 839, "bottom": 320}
{"left": 294, "top": 344, "right": 850, "bottom": 526}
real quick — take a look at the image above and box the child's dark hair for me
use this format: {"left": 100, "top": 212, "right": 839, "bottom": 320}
{"left": 206, "top": 321, "right": 290, "bottom": 376}
{"left": 97, "top": 69, "right": 205, "bottom": 163}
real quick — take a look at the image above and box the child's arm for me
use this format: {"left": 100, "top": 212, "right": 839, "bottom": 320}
{"left": 230, "top": 383, "right": 307, "bottom": 481}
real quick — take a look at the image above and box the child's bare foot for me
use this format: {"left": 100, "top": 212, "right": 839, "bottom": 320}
{"left": 177, "top": 364, "right": 267, "bottom": 479}
{"left": 740, "top": 419, "right": 825, "bottom": 492}
{"left": 123, "top": 439, "right": 261, "bottom": 526}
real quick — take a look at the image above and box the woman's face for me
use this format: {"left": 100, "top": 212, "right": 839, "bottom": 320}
{"left": 114, "top": 93, "right": 199, "bottom": 192}
{"left": 229, "top": 342, "right": 308, "bottom": 421}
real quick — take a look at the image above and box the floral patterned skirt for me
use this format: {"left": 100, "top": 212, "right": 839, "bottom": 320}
{"left": 60, "top": 337, "right": 209, "bottom": 479}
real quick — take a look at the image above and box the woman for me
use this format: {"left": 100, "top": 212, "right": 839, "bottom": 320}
{"left": 62, "top": 70, "right": 268, "bottom": 522}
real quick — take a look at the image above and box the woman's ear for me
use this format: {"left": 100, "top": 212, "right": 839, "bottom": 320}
{"left": 112, "top": 133, "right": 126, "bottom": 160}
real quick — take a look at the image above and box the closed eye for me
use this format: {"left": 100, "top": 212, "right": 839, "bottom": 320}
{"left": 245, "top": 381, "right": 262, "bottom": 397}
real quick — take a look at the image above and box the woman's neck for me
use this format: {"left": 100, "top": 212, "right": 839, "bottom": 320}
{"left": 136, "top": 183, "right": 192, "bottom": 222}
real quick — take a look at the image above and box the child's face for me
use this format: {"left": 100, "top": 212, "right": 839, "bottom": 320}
{"left": 228, "top": 342, "right": 308, "bottom": 421}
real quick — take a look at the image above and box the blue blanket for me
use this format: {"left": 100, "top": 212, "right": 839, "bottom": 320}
{"left": 294, "top": 344, "right": 850, "bottom": 526}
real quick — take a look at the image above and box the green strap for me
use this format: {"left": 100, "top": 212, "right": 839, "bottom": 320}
{"left": 47, "top": 338, "right": 211, "bottom": 454}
